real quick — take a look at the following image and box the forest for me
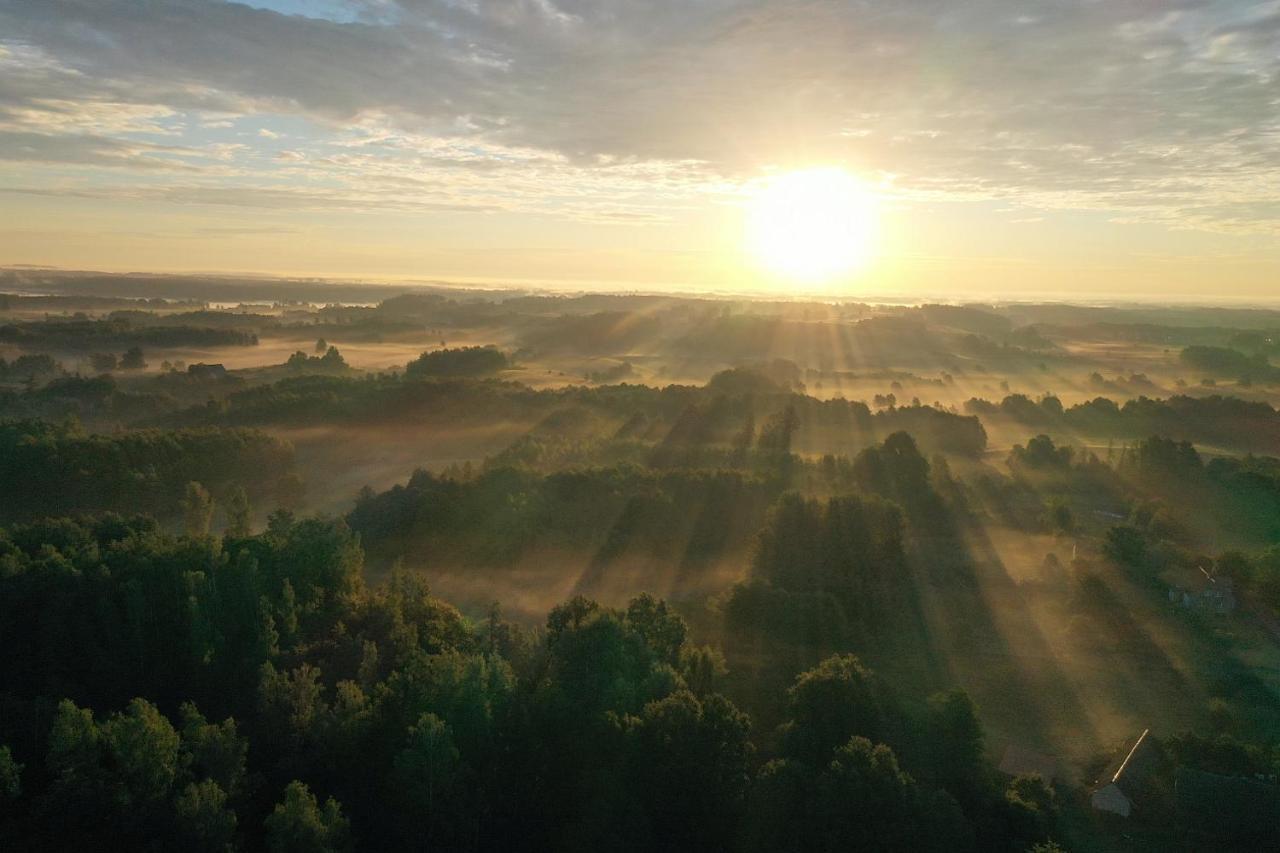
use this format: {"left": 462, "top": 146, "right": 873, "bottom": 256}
{"left": 3, "top": 270, "right": 1280, "bottom": 851}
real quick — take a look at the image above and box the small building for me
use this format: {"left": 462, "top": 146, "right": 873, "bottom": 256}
{"left": 999, "top": 744, "right": 1058, "bottom": 784}
{"left": 1200, "top": 574, "right": 1237, "bottom": 614}
{"left": 1091, "top": 728, "right": 1159, "bottom": 818}
{"left": 1168, "top": 565, "right": 1237, "bottom": 615}
{"left": 187, "top": 362, "right": 228, "bottom": 380}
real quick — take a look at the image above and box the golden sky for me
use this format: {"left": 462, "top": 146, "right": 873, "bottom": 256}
{"left": 2, "top": 1, "right": 1279, "bottom": 299}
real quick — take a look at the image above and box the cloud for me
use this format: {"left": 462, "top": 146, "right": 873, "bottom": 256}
{"left": 0, "top": 0, "right": 1277, "bottom": 232}
{"left": 0, "top": 130, "right": 211, "bottom": 170}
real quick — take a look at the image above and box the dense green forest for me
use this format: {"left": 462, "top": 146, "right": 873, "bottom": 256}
{"left": 3, "top": 275, "right": 1280, "bottom": 850}
{"left": 0, "top": 511, "right": 1066, "bottom": 852}
{"left": 0, "top": 420, "right": 299, "bottom": 524}
{"left": 0, "top": 317, "right": 259, "bottom": 350}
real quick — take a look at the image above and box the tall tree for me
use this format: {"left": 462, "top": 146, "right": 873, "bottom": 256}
{"left": 183, "top": 482, "right": 215, "bottom": 537}
{"left": 225, "top": 486, "right": 252, "bottom": 537}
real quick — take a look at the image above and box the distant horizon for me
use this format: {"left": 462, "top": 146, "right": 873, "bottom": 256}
{"left": 8, "top": 263, "right": 1280, "bottom": 311}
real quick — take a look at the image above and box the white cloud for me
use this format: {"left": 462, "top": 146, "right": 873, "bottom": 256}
{"left": 0, "top": 0, "right": 1276, "bottom": 231}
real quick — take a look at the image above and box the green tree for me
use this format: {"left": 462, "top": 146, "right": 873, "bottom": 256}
{"left": 46, "top": 699, "right": 101, "bottom": 785}
{"left": 625, "top": 592, "right": 687, "bottom": 666}
{"left": 393, "top": 713, "right": 458, "bottom": 816}
{"left": 927, "top": 689, "right": 986, "bottom": 797}
{"left": 44, "top": 698, "right": 183, "bottom": 840}
{"left": 732, "top": 410, "right": 755, "bottom": 466}
{"left": 265, "top": 780, "right": 352, "bottom": 853}
{"left": 1104, "top": 525, "right": 1146, "bottom": 567}
{"left": 90, "top": 352, "right": 118, "bottom": 372}
{"left": 1048, "top": 501, "right": 1075, "bottom": 535}
{"left": 99, "top": 698, "right": 182, "bottom": 806}
{"left": 680, "top": 645, "right": 728, "bottom": 697}
{"left": 173, "top": 779, "right": 237, "bottom": 853}
{"left": 120, "top": 347, "right": 147, "bottom": 370}
{"left": 815, "top": 737, "right": 917, "bottom": 851}
{"left": 757, "top": 403, "right": 798, "bottom": 454}
{"left": 782, "top": 655, "right": 884, "bottom": 765}
{"left": 183, "top": 482, "right": 215, "bottom": 537}
{"left": 0, "top": 744, "right": 21, "bottom": 800}
{"left": 225, "top": 486, "right": 252, "bottom": 537}
{"left": 258, "top": 663, "right": 326, "bottom": 746}
{"left": 630, "top": 690, "right": 752, "bottom": 849}
{"left": 1001, "top": 774, "right": 1059, "bottom": 852}
{"left": 1012, "top": 435, "right": 1073, "bottom": 469}
{"left": 179, "top": 703, "right": 248, "bottom": 801}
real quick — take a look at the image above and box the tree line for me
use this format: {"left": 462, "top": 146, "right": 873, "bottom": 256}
{"left": 0, "top": 510, "right": 1063, "bottom": 852}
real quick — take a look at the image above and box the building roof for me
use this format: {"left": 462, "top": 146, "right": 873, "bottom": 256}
{"left": 1110, "top": 729, "right": 1159, "bottom": 792}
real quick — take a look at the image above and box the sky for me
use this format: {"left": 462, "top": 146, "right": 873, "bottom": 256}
{"left": 1, "top": 0, "right": 1279, "bottom": 300}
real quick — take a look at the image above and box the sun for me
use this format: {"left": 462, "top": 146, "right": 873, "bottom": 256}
{"left": 746, "top": 167, "right": 879, "bottom": 284}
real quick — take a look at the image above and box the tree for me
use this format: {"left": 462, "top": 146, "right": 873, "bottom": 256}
{"left": 629, "top": 690, "right": 753, "bottom": 850}
{"left": 757, "top": 403, "right": 798, "bottom": 454}
{"left": 100, "top": 698, "right": 182, "bottom": 806}
{"left": 404, "top": 346, "right": 508, "bottom": 378}
{"left": 44, "top": 697, "right": 183, "bottom": 835}
{"left": 320, "top": 346, "right": 345, "bottom": 368}
{"left": 1048, "top": 501, "right": 1075, "bottom": 535}
{"left": 267, "top": 508, "right": 296, "bottom": 538}
{"left": 314, "top": 338, "right": 328, "bottom": 354}
{"left": 265, "top": 780, "right": 352, "bottom": 853}
{"left": 783, "top": 655, "right": 884, "bottom": 765}
{"left": 754, "top": 735, "right": 972, "bottom": 853}
{"left": 881, "top": 431, "right": 931, "bottom": 503}
{"left": 183, "top": 482, "right": 215, "bottom": 537}
{"left": 179, "top": 703, "right": 248, "bottom": 801}
{"left": 225, "top": 486, "right": 252, "bottom": 537}
{"left": 90, "top": 352, "right": 118, "bottom": 372}
{"left": 1104, "top": 525, "right": 1146, "bottom": 567}
{"left": 927, "top": 689, "right": 987, "bottom": 799}
{"left": 732, "top": 411, "right": 755, "bottom": 466}
{"left": 626, "top": 592, "right": 687, "bottom": 666}
{"left": 120, "top": 347, "right": 147, "bottom": 370}
{"left": 46, "top": 699, "right": 101, "bottom": 786}
{"left": 173, "top": 779, "right": 237, "bottom": 853}
{"left": 680, "top": 645, "right": 728, "bottom": 697}
{"left": 258, "top": 663, "right": 326, "bottom": 745}
{"left": 1011, "top": 434, "right": 1073, "bottom": 469}
{"left": 393, "top": 713, "right": 458, "bottom": 816}
{"left": 0, "top": 744, "right": 21, "bottom": 800}
{"left": 815, "top": 737, "right": 918, "bottom": 851}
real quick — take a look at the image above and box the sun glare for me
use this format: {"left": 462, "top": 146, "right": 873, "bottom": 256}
{"left": 747, "top": 167, "right": 878, "bottom": 284}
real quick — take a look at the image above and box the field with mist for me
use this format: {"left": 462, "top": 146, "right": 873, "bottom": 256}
{"left": 4, "top": 269, "right": 1280, "bottom": 851}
